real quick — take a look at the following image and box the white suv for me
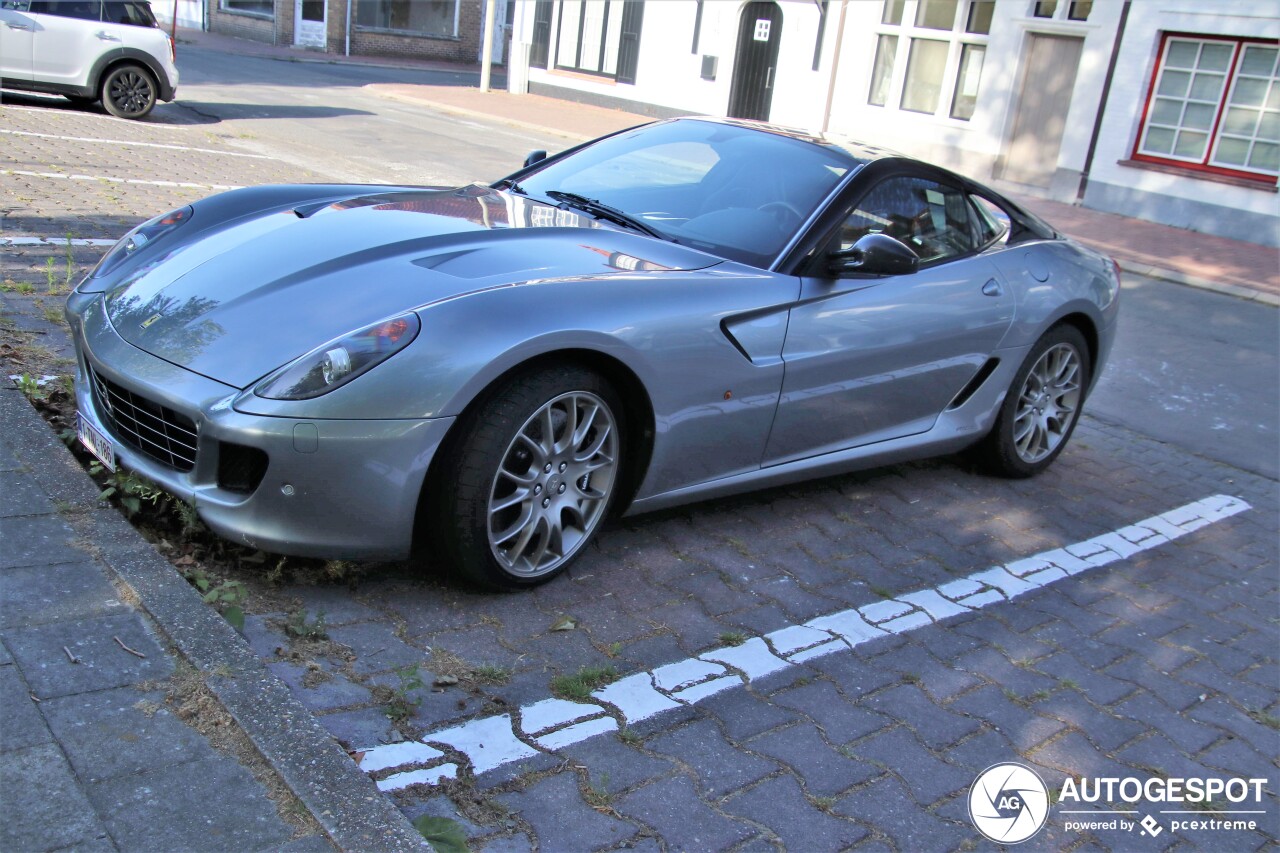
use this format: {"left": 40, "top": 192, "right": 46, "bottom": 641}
{"left": 0, "top": 0, "right": 178, "bottom": 119}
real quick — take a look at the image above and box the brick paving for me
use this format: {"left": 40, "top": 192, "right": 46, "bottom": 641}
{"left": 2, "top": 65, "right": 1277, "bottom": 853}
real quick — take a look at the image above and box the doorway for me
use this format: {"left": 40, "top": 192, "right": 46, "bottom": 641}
{"left": 727, "top": 1, "right": 782, "bottom": 122}
{"left": 294, "top": 0, "right": 327, "bottom": 49}
{"left": 998, "top": 34, "right": 1084, "bottom": 187}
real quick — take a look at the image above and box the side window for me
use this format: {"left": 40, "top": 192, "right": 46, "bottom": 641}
{"left": 839, "top": 176, "right": 977, "bottom": 264}
{"left": 31, "top": 0, "right": 101, "bottom": 19}
{"left": 103, "top": 0, "right": 155, "bottom": 25}
{"left": 1, "top": 2, "right": 33, "bottom": 11}
{"left": 968, "top": 194, "right": 1009, "bottom": 248}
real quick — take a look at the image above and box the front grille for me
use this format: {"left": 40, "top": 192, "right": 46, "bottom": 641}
{"left": 88, "top": 365, "right": 198, "bottom": 472}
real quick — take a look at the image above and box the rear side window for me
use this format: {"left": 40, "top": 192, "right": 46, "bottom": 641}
{"left": 103, "top": 0, "right": 155, "bottom": 25}
{"left": 968, "top": 194, "right": 1009, "bottom": 247}
{"left": 31, "top": 1, "right": 102, "bottom": 19}
{"left": 841, "top": 176, "right": 977, "bottom": 264}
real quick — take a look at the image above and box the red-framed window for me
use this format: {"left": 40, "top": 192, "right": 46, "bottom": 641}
{"left": 1133, "top": 33, "right": 1279, "bottom": 182}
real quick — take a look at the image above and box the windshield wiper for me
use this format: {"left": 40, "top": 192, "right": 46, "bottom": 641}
{"left": 493, "top": 178, "right": 527, "bottom": 195}
{"left": 544, "top": 190, "right": 665, "bottom": 240}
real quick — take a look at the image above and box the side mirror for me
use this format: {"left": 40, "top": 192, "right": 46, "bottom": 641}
{"left": 828, "top": 233, "right": 919, "bottom": 277}
{"left": 523, "top": 149, "right": 547, "bottom": 168}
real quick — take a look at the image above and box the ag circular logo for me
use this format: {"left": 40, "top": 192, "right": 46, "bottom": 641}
{"left": 968, "top": 762, "right": 1050, "bottom": 844}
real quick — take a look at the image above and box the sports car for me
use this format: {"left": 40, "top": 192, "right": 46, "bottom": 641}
{"left": 66, "top": 117, "right": 1119, "bottom": 589}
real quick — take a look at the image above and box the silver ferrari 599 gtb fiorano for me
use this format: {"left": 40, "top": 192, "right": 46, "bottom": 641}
{"left": 67, "top": 117, "right": 1119, "bottom": 589}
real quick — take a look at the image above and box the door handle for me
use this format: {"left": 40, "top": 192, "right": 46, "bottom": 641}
{"left": 6, "top": 22, "right": 33, "bottom": 30}
{"left": 96, "top": 30, "right": 121, "bottom": 40}
{"left": 982, "top": 279, "right": 1003, "bottom": 297}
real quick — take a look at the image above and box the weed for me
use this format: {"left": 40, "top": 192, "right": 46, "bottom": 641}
{"left": 386, "top": 664, "right": 425, "bottom": 723}
{"left": 1059, "top": 677, "right": 1080, "bottom": 691}
{"left": 605, "top": 641, "right": 623, "bottom": 658}
{"left": 583, "top": 775, "right": 614, "bottom": 812}
{"left": 411, "top": 815, "right": 468, "bottom": 853}
{"left": 717, "top": 631, "right": 746, "bottom": 647}
{"left": 870, "top": 585, "right": 894, "bottom": 599}
{"left": 13, "top": 281, "right": 35, "bottom": 295}
{"left": 1247, "top": 708, "right": 1280, "bottom": 730}
{"left": 471, "top": 664, "right": 511, "bottom": 685}
{"left": 902, "top": 672, "right": 921, "bottom": 685}
{"left": 91, "top": 464, "right": 165, "bottom": 517}
{"left": 42, "top": 304, "right": 65, "bottom": 325}
{"left": 285, "top": 608, "right": 328, "bottom": 641}
{"left": 617, "top": 727, "right": 641, "bottom": 745}
{"left": 172, "top": 499, "right": 204, "bottom": 536}
{"left": 45, "top": 258, "right": 57, "bottom": 291}
{"left": 183, "top": 567, "right": 248, "bottom": 631}
{"left": 323, "top": 559, "right": 351, "bottom": 581}
{"left": 550, "top": 665, "right": 619, "bottom": 702}
{"left": 64, "top": 235, "right": 76, "bottom": 288}
{"left": 811, "top": 795, "right": 836, "bottom": 812}
{"left": 1027, "top": 688, "right": 1051, "bottom": 703}
{"left": 14, "top": 373, "right": 44, "bottom": 401}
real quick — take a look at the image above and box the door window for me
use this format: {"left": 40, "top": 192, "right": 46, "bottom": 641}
{"left": 31, "top": 0, "right": 101, "bottom": 18}
{"left": 839, "top": 176, "right": 977, "bottom": 263}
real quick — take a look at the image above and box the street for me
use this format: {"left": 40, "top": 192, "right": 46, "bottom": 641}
{"left": 2, "top": 42, "right": 1277, "bottom": 853}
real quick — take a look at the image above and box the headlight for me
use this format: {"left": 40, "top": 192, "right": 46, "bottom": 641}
{"left": 253, "top": 314, "right": 420, "bottom": 400}
{"left": 91, "top": 206, "right": 193, "bottom": 280}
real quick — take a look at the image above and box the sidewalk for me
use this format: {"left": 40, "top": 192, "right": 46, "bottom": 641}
{"left": 0, "top": 388, "right": 426, "bottom": 852}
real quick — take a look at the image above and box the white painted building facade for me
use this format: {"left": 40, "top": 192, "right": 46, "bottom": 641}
{"left": 508, "top": 0, "right": 1279, "bottom": 246}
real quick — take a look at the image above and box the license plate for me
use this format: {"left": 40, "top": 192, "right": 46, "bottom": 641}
{"left": 77, "top": 413, "right": 116, "bottom": 473}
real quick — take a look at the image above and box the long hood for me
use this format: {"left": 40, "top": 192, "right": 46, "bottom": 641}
{"left": 103, "top": 186, "right": 720, "bottom": 387}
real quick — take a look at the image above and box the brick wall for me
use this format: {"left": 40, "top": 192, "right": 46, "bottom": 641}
{"left": 208, "top": 0, "right": 280, "bottom": 44}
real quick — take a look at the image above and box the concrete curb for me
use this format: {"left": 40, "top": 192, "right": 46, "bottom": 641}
{"left": 0, "top": 389, "right": 428, "bottom": 853}
{"left": 1116, "top": 260, "right": 1280, "bottom": 307}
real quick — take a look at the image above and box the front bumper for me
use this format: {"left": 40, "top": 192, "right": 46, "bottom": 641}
{"left": 68, "top": 293, "right": 453, "bottom": 560}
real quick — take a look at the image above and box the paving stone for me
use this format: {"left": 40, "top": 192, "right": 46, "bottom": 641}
{"left": 0, "top": 470, "right": 53, "bottom": 517}
{"left": 1029, "top": 692, "right": 1146, "bottom": 752}
{"left": 315, "top": 707, "right": 399, "bottom": 752}
{"left": 1113, "top": 733, "right": 1211, "bottom": 780}
{"left": 1102, "top": 656, "right": 1205, "bottom": 712}
{"left": 863, "top": 684, "right": 981, "bottom": 750}
{"left": 561, "top": 734, "right": 676, "bottom": 795}
{"left": 697, "top": 686, "right": 801, "bottom": 741}
{"left": 400, "top": 795, "right": 485, "bottom": 839}
{"left": 495, "top": 772, "right": 636, "bottom": 851}
{"left": 648, "top": 719, "right": 778, "bottom": 799}
{"left": 0, "top": 743, "right": 112, "bottom": 852}
{"left": 949, "top": 685, "right": 1067, "bottom": 753}
{"left": 1028, "top": 731, "right": 1136, "bottom": 782}
{"left": 953, "top": 646, "right": 1059, "bottom": 700}
{"left": 0, "top": 514, "right": 87, "bottom": 569}
{"left": 801, "top": 650, "right": 900, "bottom": 695}
{"left": 854, "top": 725, "right": 974, "bottom": 807}
{"left": 615, "top": 775, "right": 756, "bottom": 851}
{"left": 721, "top": 775, "right": 867, "bottom": 850}
{"left": 288, "top": 586, "right": 385, "bottom": 628}
{"left": 771, "top": 680, "right": 892, "bottom": 744}
{"left": 833, "top": 774, "right": 971, "bottom": 851}
{"left": 943, "top": 728, "right": 1020, "bottom": 775}
{"left": 0, "top": 561, "right": 126, "bottom": 631}
{"left": 1196, "top": 734, "right": 1274, "bottom": 779}
{"left": 325, "top": 622, "right": 426, "bottom": 676}
{"left": 1031, "top": 651, "right": 1136, "bottom": 706}
{"left": 748, "top": 725, "right": 879, "bottom": 797}
{"left": 265, "top": 661, "right": 372, "bottom": 712}
{"left": 4, "top": 612, "right": 170, "bottom": 698}
{"left": 87, "top": 753, "right": 294, "bottom": 851}
{"left": 0, "top": 664, "right": 51, "bottom": 753}
{"left": 39, "top": 686, "right": 213, "bottom": 783}
{"left": 863, "top": 641, "right": 980, "bottom": 702}
{"left": 474, "top": 832, "right": 535, "bottom": 852}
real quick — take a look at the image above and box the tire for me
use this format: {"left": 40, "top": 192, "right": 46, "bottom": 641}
{"left": 975, "top": 324, "right": 1090, "bottom": 478}
{"left": 100, "top": 64, "right": 157, "bottom": 119}
{"left": 431, "top": 365, "right": 624, "bottom": 590}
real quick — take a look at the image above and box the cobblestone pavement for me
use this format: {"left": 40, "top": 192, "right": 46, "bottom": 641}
{"left": 3, "top": 101, "right": 1276, "bottom": 852}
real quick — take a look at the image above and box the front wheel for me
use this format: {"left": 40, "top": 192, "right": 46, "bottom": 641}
{"left": 101, "top": 64, "right": 157, "bottom": 119}
{"left": 975, "top": 324, "right": 1090, "bottom": 478}
{"left": 431, "top": 365, "right": 624, "bottom": 590}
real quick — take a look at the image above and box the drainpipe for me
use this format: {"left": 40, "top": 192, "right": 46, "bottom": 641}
{"left": 479, "top": 0, "right": 497, "bottom": 92}
{"left": 821, "top": 0, "right": 848, "bottom": 133}
{"left": 1076, "top": 0, "right": 1131, "bottom": 204}
{"left": 344, "top": 0, "right": 351, "bottom": 56}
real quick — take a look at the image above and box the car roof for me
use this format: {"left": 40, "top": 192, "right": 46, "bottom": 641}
{"left": 672, "top": 116, "right": 908, "bottom": 170}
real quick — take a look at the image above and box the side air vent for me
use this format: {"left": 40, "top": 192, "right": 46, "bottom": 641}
{"left": 947, "top": 358, "right": 1000, "bottom": 410}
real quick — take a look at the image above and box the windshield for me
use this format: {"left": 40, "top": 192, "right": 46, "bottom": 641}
{"left": 514, "top": 120, "right": 857, "bottom": 268}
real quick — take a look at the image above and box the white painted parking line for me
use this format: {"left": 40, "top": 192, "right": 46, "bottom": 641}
{"left": 0, "top": 169, "right": 241, "bottom": 191}
{"left": 0, "top": 129, "right": 271, "bottom": 159}
{"left": 355, "top": 494, "right": 1252, "bottom": 790}
{"left": 3, "top": 236, "right": 117, "bottom": 247}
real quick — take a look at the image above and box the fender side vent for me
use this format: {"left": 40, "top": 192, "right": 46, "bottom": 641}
{"left": 947, "top": 358, "right": 1000, "bottom": 410}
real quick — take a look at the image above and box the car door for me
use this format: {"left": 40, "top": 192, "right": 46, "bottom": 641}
{"left": 763, "top": 174, "right": 1015, "bottom": 465}
{"left": 29, "top": 0, "right": 107, "bottom": 88}
{"left": 0, "top": 1, "right": 37, "bottom": 81}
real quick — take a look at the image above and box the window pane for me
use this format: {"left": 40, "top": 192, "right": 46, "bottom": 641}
{"left": 1198, "top": 42, "right": 1233, "bottom": 72}
{"left": 1259, "top": 110, "right": 1280, "bottom": 140}
{"left": 354, "top": 0, "right": 454, "bottom": 34}
{"left": 950, "top": 43, "right": 985, "bottom": 120}
{"left": 1231, "top": 76, "right": 1269, "bottom": 107}
{"left": 1143, "top": 126, "right": 1175, "bottom": 154}
{"left": 1157, "top": 70, "right": 1191, "bottom": 98}
{"left": 868, "top": 34, "right": 898, "bottom": 106}
{"left": 1150, "top": 98, "right": 1182, "bottom": 125}
{"left": 1268, "top": 84, "right": 1280, "bottom": 110}
{"left": 1214, "top": 137, "right": 1250, "bottom": 166}
{"left": 1181, "top": 102, "right": 1215, "bottom": 130}
{"left": 1248, "top": 141, "right": 1278, "bottom": 172}
{"left": 1166, "top": 41, "right": 1198, "bottom": 69}
{"left": 1222, "top": 107, "right": 1260, "bottom": 135}
{"left": 1032, "top": 1, "right": 1057, "bottom": 19}
{"left": 845, "top": 177, "right": 976, "bottom": 263}
{"left": 578, "top": 0, "right": 605, "bottom": 73}
{"left": 901, "top": 38, "right": 949, "bottom": 114}
{"left": 1189, "top": 72, "right": 1224, "bottom": 101}
{"left": 914, "top": 0, "right": 957, "bottom": 30}
{"left": 556, "top": 0, "right": 581, "bottom": 66}
{"left": 881, "top": 0, "right": 904, "bottom": 25}
{"left": 965, "top": 0, "right": 992, "bottom": 34}
{"left": 1240, "top": 46, "right": 1278, "bottom": 77}
{"left": 1067, "top": 1, "right": 1091, "bottom": 20}
{"left": 601, "top": 0, "right": 624, "bottom": 75}
{"left": 1173, "top": 130, "right": 1207, "bottom": 159}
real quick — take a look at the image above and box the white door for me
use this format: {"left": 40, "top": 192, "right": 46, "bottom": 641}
{"left": 998, "top": 34, "right": 1084, "bottom": 187}
{"left": 31, "top": 2, "right": 106, "bottom": 89}
{"left": 477, "top": 0, "right": 508, "bottom": 65}
{"left": 294, "top": 0, "right": 326, "bottom": 48}
{"left": 0, "top": 4, "right": 37, "bottom": 81}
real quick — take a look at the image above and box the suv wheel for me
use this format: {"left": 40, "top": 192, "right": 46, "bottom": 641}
{"left": 101, "top": 64, "right": 157, "bottom": 119}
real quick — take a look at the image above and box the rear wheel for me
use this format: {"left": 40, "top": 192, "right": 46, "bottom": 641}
{"left": 101, "top": 64, "right": 157, "bottom": 119}
{"left": 976, "top": 324, "right": 1090, "bottom": 478}
{"left": 431, "top": 365, "right": 623, "bottom": 590}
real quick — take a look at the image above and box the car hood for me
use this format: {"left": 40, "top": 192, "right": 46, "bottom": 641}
{"left": 103, "top": 186, "right": 721, "bottom": 388}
